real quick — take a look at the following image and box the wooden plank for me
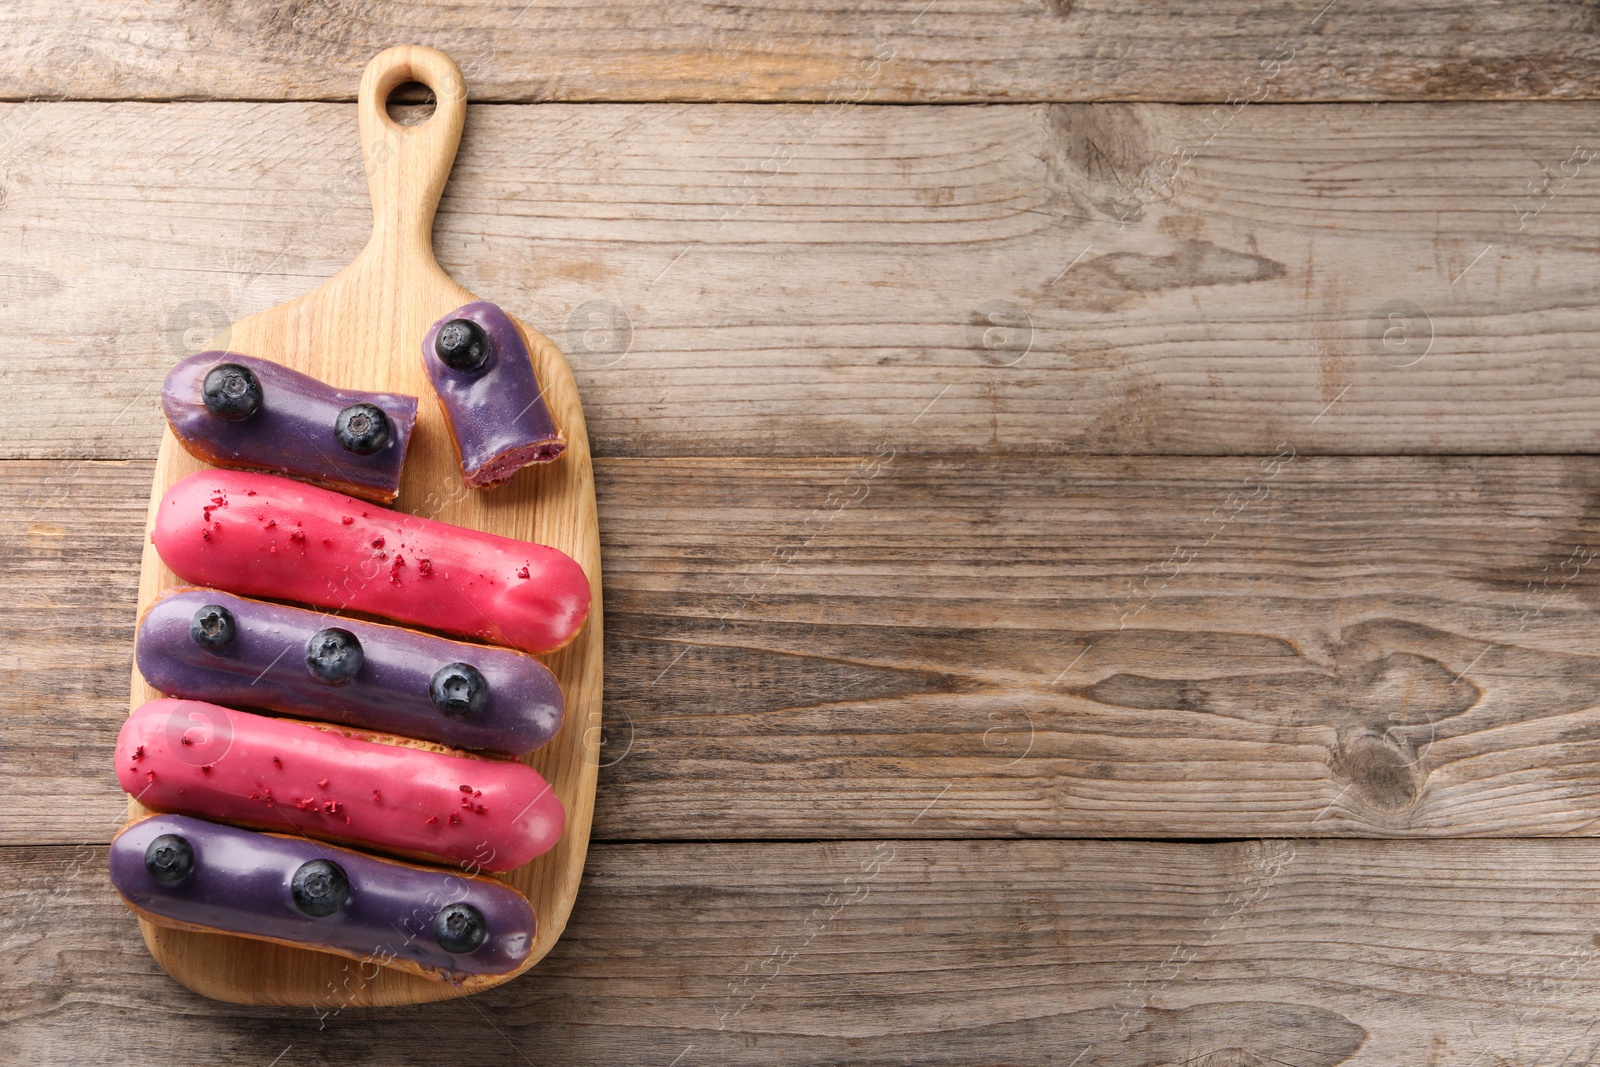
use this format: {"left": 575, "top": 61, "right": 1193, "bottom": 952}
{"left": 8, "top": 837, "right": 1600, "bottom": 1064}
{"left": 17, "top": 454, "right": 1600, "bottom": 844}
{"left": 2, "top": 1, "right": 1596, "bottom": 104}
{"left": 4, "top": 100, "right": 1600, "bottom": 460}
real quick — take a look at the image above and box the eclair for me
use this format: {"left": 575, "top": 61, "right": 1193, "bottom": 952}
{"left": 423, "top": 301, "right": 566, "bottom": 489}
{"left": 110, "top": 813, "right": 537, "bottom": 980}
{"left": 117, "top": 699, "right": 564, "bottom": 870}
{"left": 136, "top": 588, "right": 564, "bottom": 755}
{"left": 150, "top": 469, "right": 591, "bottom": 655}
{"left": 163, "top": 352, "right": 418, "bottom": 504}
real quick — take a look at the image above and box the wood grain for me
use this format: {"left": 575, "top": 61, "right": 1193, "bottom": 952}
{"left": 11, "top": 837, "right": 1600, "bottom": 1065}
{"left": 6, "top": 10, "right": 1600, "bottom": 1056}
{"left": 122, "top": 47, "right": 603, "bottom": 1006}
{"left": 17, "top": 453, "right": 1600, "bottom": 843}
{"left": 3, "top": 100, "right": 1599, "bottom": 460}
{"left": 1, "top": 1, "right": 1598, "bottom": 104}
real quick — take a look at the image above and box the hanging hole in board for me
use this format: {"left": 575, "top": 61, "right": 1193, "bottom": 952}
{"left": 385, "top": 81, "right": 437, "bottom": 126}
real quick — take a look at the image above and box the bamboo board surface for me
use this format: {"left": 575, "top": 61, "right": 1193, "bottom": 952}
{"left": 125, "top": 46, "right": 603, "bottom": 1006}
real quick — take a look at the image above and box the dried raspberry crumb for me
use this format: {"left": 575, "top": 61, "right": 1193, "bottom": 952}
{"left": 417, "top": 558, "right": 433, "bottom": 577}
{"left": 200, "top": 531, "right": 211, "bottom": 541}
{"left": 296, "top": 798, "right": 312, "bottom": 810}
{"left": 341, "top": 516, "right": 354, "bottom": 525}
{"left": 344, "top": 815, "right": 351, "bottom": 824}
{"left": 246, "top": 490, "right": 256, "bottom": 496}
{"left": 426, "top": 815, "right": 439, "bottom": 825}
{"left": 317, "top": 778, "right": 329, "bottom": 788}
{"left": 322, "top": 800, "right": 341, "bottom": 815}
{"left": 272, "top": 756, "right": 282, "bottom": 767}
{"left": 475, "top": 804, "right": 487, "bottom": 814}
{"left": 472, "top": 789, "right": 481, "bottom": 797}
{"left": 265, "top": 519, "right": 277, "bottom": 529}
{"left": 248, "top": 791, "right": 259, "bottom": 800}
{"left": 180, "top": 735, "right": 193, "bottom": 747}
{"left": 371, "top": 790, "right": 381, "bottom": 802}
{"left": 448, "top": 812, "right": 461, "bottom": 824}
{"left": 517, "top": 566, "right": 530, "bottom": 579}
{"left": 371, "top": 536, "right": 385, "bottom": 549}
{"left": 201, "top": 764, "right": 213, "bottom": 774}
{"left": 146, "top": 770, "right": 156, "bottom": 781}
{"left": 459, "top": 785, "right": 472, "bottom": 792}
{"left": 289, "top": 529, "right": 305, "bottom": 543}
{"left": 461, "top": 797, "right": 472, "bottom": 807}
{"left": 132, "top": 746, "right": 144, "bottom": 760}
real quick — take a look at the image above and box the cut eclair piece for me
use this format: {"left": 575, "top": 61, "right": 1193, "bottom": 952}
{"left": 422, "top": 301, "right": 565, "bottom": 489}
{"left": 163, "top": 351, "right": 418, "bottom": 504}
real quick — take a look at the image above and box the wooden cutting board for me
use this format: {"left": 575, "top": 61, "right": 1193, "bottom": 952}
{"left": 125, "top": 45, "right": 602, "bottom": 1006}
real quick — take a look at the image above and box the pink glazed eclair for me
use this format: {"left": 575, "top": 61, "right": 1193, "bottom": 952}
{"left": 116, "top": 699, "right": 564, "bottom": 871}
{"left": 150, "top": 469, "right": 591, "bottom": 655}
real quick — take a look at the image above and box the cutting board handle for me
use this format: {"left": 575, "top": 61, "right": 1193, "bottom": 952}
{"left": 357, "top": 45, "right": 468, "bottom": 266}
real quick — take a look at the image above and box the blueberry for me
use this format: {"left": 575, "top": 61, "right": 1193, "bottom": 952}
{"left": 335, "top": 403, "right": 391, "bottom": 455}
{"left": 189, "top": 604, "right": 236, "bottom": 651}
{"left": 201, "top": 362, "right": 262, "bottom": 420}
{"left": 144, "top": 833, "right": 195, "bottom": 886}
{"left": 290, "top": 859, "right": 350, "bottom": 917}
{"left": 435, "top": 319, "right": 488, "bottom": 371}
{"left": 429, "top": 663, "right": 488, "bottom": 719}
{"left": 433, "top": 902, "right": 487, "bottom": 953}
{"left": 306, "top": 628, "right": 362, "bottom": 685}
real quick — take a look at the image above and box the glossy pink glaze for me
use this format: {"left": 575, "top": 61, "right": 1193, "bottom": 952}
{"left": 150, "top": 469, "right": 590, "bottom": 654}
{"left": 116, "top": 699, "right": 564, "bottom": 871}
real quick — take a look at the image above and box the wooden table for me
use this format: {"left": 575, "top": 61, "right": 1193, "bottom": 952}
{"left": 7, "top": 3, "right": 1600, "bottom": 1062}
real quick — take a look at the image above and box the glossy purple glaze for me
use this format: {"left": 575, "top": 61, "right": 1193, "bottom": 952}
{"left": 110, "top": 814, "right": 535, "bottom": 977}
{"left": 163, "top": 351, "right": 419, "bottom": 504}
{"left": 423, "top": 301, "right": 565, "bottom": 488}
{"left": 136, "top": 587, "right": 565, "bottom": 756}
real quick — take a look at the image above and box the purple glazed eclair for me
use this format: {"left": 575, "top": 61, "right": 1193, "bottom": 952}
{"left": 163, "top": 351, "right": 419, "bottom": 504}
{"left": 135, "top": 587, "right": 565, "bottom": 757}
{"left": 423, "top": 301, "right": 566, "bottom": 489}
{"left": 110, "top": 814, "right": 536, "bottom": 981}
